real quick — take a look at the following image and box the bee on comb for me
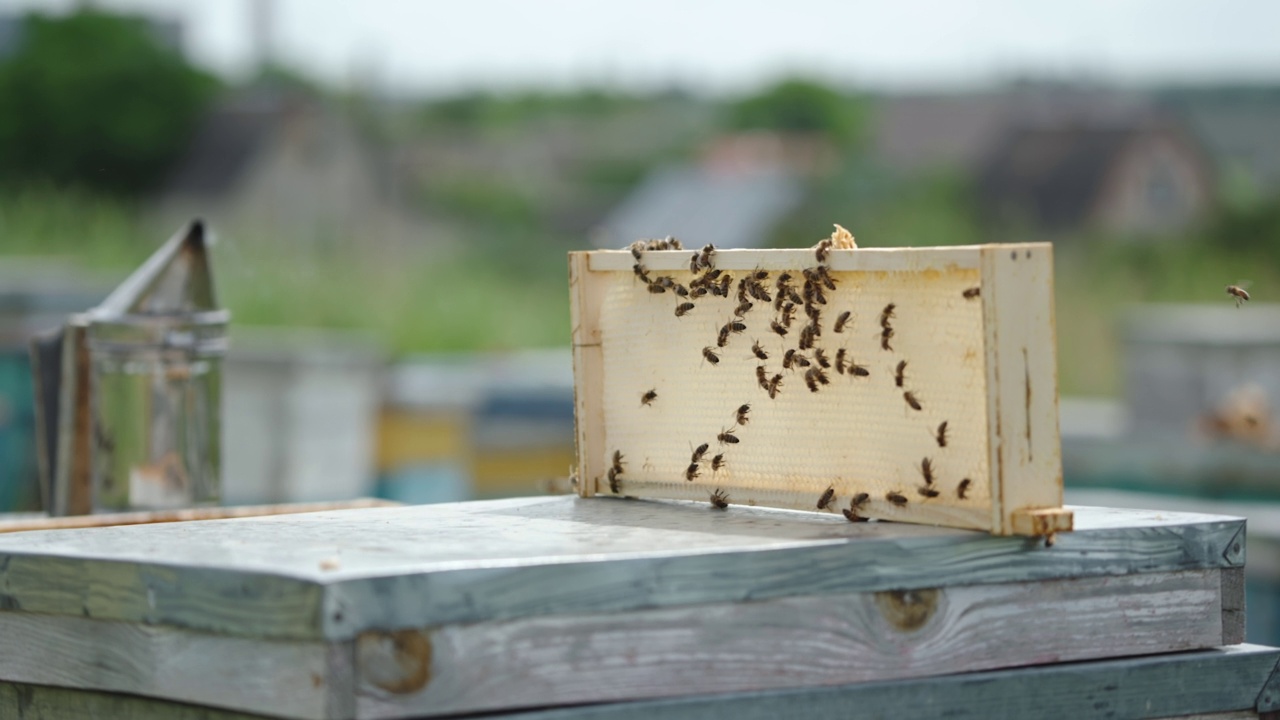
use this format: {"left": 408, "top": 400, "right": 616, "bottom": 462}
{"left": 640, "top": 389, "right": 658, "bottom": 406}
{"left": 717, "top": 428, "right": 740, "bottom": 444}
{"left": 703, "top": 347, "right": 721, "bottom": 365}
{"left": 735, "top": 404, "right": 751, "bottom": 425}
{"left": 834, "top": 311, "right": 851, "bottom": 334}
{"left": 675, "top": 302, "right": 695, "bottom": 317}
{"left": 817, "top": 486, "right": 836, "bottom": 510}
{"left": 686, "top": 463, "right": 701, "bottom": 482}
{"left": 691, "top": 443, "right": 709, "bottom": 464}
{"left": 712, "top": 454, "right": 726, "bottom": 472}
{"left": 814, "top": 348, "right": 831, "bottom": 369}
{"left": 936, "top": 421, "right": 949, "bottom": 448}
{"left": 886, "top": 492, "right": 908, "bottom": 507}
{"left": 958, "top": 478, "right": 972, "bottom": 499}
{"left": 904, "top": 391, "right": 922, "bottom": 411}
{"left": 751, "top": 341, "right": 769, "bottom": 361}
{"left": 894, "top": 360, "right": 907, "bottom": 387}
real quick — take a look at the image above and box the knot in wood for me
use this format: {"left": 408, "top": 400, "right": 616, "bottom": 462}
{"left": 874, "top": 588, "right": 940, "bottom": 633}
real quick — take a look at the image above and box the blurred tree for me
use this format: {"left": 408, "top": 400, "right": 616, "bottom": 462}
{"left": 0, "top": 10, "right": 218, "bottom": 194}
{"left": 727, "top": 78, "right": 863, "bottom": 145}
{"left": 1204, "top": 193, "right": 1280, "bottom": 253}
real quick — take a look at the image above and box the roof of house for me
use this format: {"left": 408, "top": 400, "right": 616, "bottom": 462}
{"left": 161, "top": 91, "right": 288, "bottom": 198}
{"left": 592, "top": 163, "right": 803, "bottom": 250}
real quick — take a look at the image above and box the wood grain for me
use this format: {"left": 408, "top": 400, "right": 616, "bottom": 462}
{"left": 0, "top": 497, "right": 1244, "bottom": 641}
{"left": 494, "top": 644, "right": 1280, "bottom": 720}
{"left": 356, "top": 569, "right": 1228, "bottom": 718}
{"left": 570, "top": 252, "right": 607, "bottom": 497}
{"left": 587, "top": 247, "right": 983, "bottom": 273}
{"left": 0, "top": 498, "right": 398, "bottom": 534}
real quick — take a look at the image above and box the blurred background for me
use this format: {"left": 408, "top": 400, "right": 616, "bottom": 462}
{"left": 3, "top": 0, "right": 1280, "bottom": 629}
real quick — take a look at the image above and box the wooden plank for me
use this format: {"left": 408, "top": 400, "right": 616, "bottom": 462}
{"left": 0, "top": 498, "right": 399, "bottom": 534}
{"left": 0, "top": 613, "right": 351, "bottom": 719}
{"left": 356, "top": 569, "right": 1228, "bottom": 718}
{"left": 981, "top": 244, "right": 1064, "bottom": 535}
{"left": 0, "top": 497, "right": 1243, "bottom": 641}
{"left": 574, "top": 243, "right": 1064, "bottom": 536}
{"left": 0, "top": 681, "right": 271, "bottom": 720}
{"left": 491, "top": 644, "right": 1280, "bottom": 720}
{"left": 570, "top": 252, "right": 606, "bottom": 497}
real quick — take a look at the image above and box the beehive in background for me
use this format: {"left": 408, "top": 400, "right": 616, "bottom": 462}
{"left": 570, "top": 243, "right": 1069, "bottom": 536}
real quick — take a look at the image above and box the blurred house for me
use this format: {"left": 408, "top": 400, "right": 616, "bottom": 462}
{"left": 153, "top": 89, "right": 415, "bottom": 244}
{"left": 976, "top": 118, "right": 1214, "bottom": 235}
{"left": 1177, "top": 101, "right": 1280, "bottom": 197}
{"left": 593, "top": 133, "right": 806, "bottom": 249}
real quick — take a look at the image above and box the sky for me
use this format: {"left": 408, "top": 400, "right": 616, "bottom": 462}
{"left": 3, "top": 0, "right": 1280, "bottom": 96}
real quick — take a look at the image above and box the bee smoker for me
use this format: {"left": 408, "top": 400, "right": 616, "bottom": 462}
{"left": 30, "top": 220, "right": 229, "bottom": 514}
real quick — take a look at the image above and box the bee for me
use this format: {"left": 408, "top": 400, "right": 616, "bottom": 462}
{"left": 702, "top": 346, "right": 721, "bottom": 365}
{"left": 641, "top": 389, "right": 658, "bottom": 406}
{"left": 686, "top": 463, "right": 701, "bottom": 481}
{"left": 736, "top": 279, "right": 750, "bottom": 303}
{"left": 752, "top": 269, "right": 769, "bottom": 282}
{"left": 690, "top": 286, "right": 709, "bottom": 299}
{"left": 608, "top": 467, "right": 621, "bottom": 494}
{"left": 851, "top": 492, "right": 869, "bottom": 510}
{"left": 717, "top": 325, "right": 731, "bottom": 348}
{"left": 834, "top": 311, "right": 851, "bottom": 333}
{"left": 880, "top": 303, "right": 896, "bottom": 327}
{"left": 894, "top": 360, "right": 907, "bottom": 387}
{"left": 781, "top": 303, "right": 797, "bottom": 327}
{"left": 814, "top": 348, "right": 831, "bottom": 369}
{"left": 880, "top": 327, "right": 894, "bottom": 352}
{"left": 817, "top": 265, "right": 837, "bottom": 291}
{"left": 690, "top": 252, "right": 702, "bottom": 273}
{"left": 919, "top": 457, "right": 935, "bottom": 486}
{"left": 917, "top": 486, "right": 940, "bottom": 498}
{"left": 804, "top": 367, "right": 829, "bottom": 392}
{"left": 629, "top": 241, "right": 645, "bottom": 261}
{"left": 656, "top": 276, "right": 674, "bottom": 289}
{"left": 734, "top": 300, "right": 753, "bottom": 317}
{"left": 756, "top": 365, "right": 769, "bottom": 388}
{"left": 957, "top": 478, "right": 972, "bottom": 499}
{"left": 817, "top": 486, "right": 836, "bottom": 510}
{"left": 849, "top": 360, "right": 870, "bottom": 377}
{"left": 775, "top": 272, "right": 793, "bottom": 288}
{"left": 799, "top": 325, "right": 816, "bottom": 350}
{"left": 842, "top": 507, "right": 868, "bottom": 523}
{"left": 804, "top": 303, "right": 821, "bottom": 321}
{"left": 703, "top": 268, "right": 723, "bottom": 283}
{"left": 748, "top": 282, "right": 772, "bottom": 303}
{"left": 717, "top": 428, "right": 740, "bottom": 444}
{"left": 886, "top": 491, "right": 908, "bottom": 507}
{"left": 835, "top": 348, "right": 848, "bottom": 374}
{"left": 963, "top": 286, "right": 981, "bottom": 300}
{"left": 717, "top": 274, "right": 732, "bottom": 297}
{"left": 815, "top": 240, "right": 831, "bottom": 264}
{"left": 735, "top": 404, "right": 751, "bottom": 425}
{"left": 612, "top": 450, "right": 625, "bottom": 473}
{"left": 1227, "top": 284, "right": 1250, "bottom": 308}
{"left": 710, "top": 488, "right": 730, "bottom": 509}
{"left": 782, "top": 348, "right": 799, "bottom": 370}
{"left": 632, "top": 263, "right": 650, "bottom": 283}
{"left": 773, "top": 292, "right": 786, "bottom": 312}
{"left": 936, "top": 421, "right": 949, "bottom": 447}
{"left": 767, "top": 373, "right": 784, "bottom": 399}
{"left": 668, "top": 237, "right": 684, "bottom": 250}
{"left": 771, "top": 320, "right": 789, "bottom": 337}
{"left": 712, "top": 453, "right": 726, "bottom": 471}
{"left": 751, "top": 341, "right": 769, "bottom": 361}
{"left": 674, "top": 284, "right": 690, "bottom": 298}
{"left": 691, "top": 443, "right": 709, "bottom": 464}
{"left": 904, "top": 391, "right": 922, "bottom": 411}
{"left": 787, "top": 287, "right": 804, "bottom": 305}
{"left": 675, "top": 302, "right": 695, "bottom": 317}
{"left": 647, "top": 283, "right": 666, "bottom": 295}
{"left": 728, "top": 321, "right": 747, "bottom": 334}
{"left": 700, "top": 243, "right": 716, "bottom": 268}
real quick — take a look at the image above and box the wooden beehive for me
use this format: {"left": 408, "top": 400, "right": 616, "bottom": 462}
{"left": 570, "top": 242, "right": 1070, "bottom": 536}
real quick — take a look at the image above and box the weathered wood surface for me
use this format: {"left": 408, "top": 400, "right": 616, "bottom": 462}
{"left": 496, "top": 644, "right": 1280, "bottom": 720}
{"left": 0, "top": 497, "right": 1244, "bottom": 641}
{"left": 357, "top": 569, "right": 1229, "bottom": 719}
{"left": 0, "top": 498, "right": 398, "bottom": 534}
{"left": 0, "top": 613, "right": 352, "bottom": 719}
{"left": 3, "top": 644, "right": 1278, "bottom": 720}
{"left": 574, "top": 244, "right": 1064, "bottom": 537}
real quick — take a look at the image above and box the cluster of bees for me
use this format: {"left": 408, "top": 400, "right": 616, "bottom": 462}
{"left": 614, "top": 236, "right": 983, "bottom": 518}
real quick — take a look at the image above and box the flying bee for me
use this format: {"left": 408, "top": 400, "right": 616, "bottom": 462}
{"left": 767, "top": 374, "right": 784, "bottom": 398}
{"left": 691, "top": 443, "right": 709, "bottom": 463}
{"left": 919, "top": 457, "right": 935, "bottom": 486}
{"left": 1227, "top": 284, "right": 1251, "bottom": 308}
{"left": 675, "top": 302, "right": 695, "bottom": 317}
{"left": 886, "top": 492, "right": 908, "bottom": 507}
{"left": 771, "top": 320, "right": 789, "bottom": 337}
{"left": 712, "top": 453, "right": 726, "bottom": 471}
{"left": 751, "top": 341, "right": 769, "bottom": 361}
{"left": 686, "top": 463, "right": 701, "bottom": 481}
{"left": 963, "top": 286, "right": 981, "bottom": 300}
{"left": 717, "top": 326, "right": 731, "bottom": 348}
{"left": 817, "top": 486, "right": 836, "bottom": 510}
{"left": 894, "top": 360, "right": 907, "bottom": 387}
{"left": 936, "top": 421, "right": 949, "bottom": 447}
{"left": 735, "top": 404, "right": 751, "bottom": 425}
{"left": 904, "top": 391, "right": 922, "bottom": 411}
{"left": 814, "top": 348, "right": 831, "bottom": 369}
{"left": 835, "top": 348, "right": 848, "bottom": 374}
{"left": 717, "top": 428, "right": 740, "bottom": 444}
{"left": 641, "top": 389, "right": 658, "bottom": 406}
{"left": 917, "top": 486, "right": 940, "bottom": 498}
{"left": 710, "top": 488, "right": 730, "bottom": 509}
{"left": 880, "top": 303, "right": 896, "bottom": 327}
{"left": 735, "top": 300, "right": 753, "bottom": 317}
{"left": 957, "top": 478, "right": 972, "bottom": 499}
{"left": 834, "top": 311, "right": 851, "bottom": 333}
{"left": 702, "top": 346, "right": 721, "bottom": 365}
{"left": 608, "top": 467, "right": 621, "bottom": 494}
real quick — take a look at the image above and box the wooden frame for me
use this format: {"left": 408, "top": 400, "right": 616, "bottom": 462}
{"left": 570, "top": 245, "right": 1068, "bottom": 536}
